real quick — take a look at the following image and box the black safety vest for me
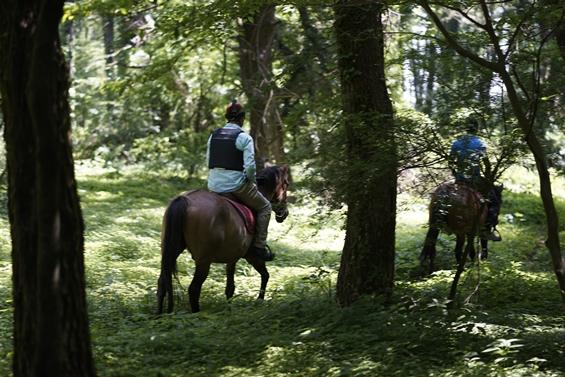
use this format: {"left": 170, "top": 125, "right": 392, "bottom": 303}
{"left": 208, "top": 127, "right": 244, "bottom": 171}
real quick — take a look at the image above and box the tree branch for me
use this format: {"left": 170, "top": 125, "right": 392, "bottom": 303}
{"left": 431, "top": 2, "right": 488, "bottom": 31}
{"left": 510, "top": 66, "right": 531, "bottom": 103}
{"left": 503, "top": 5, "right": 533, "bottom": 60}
{"left": 418, "top": 0, "right": 504, "bottom": 73}
{"left": 528, "top": 24, "right": 557, "bottom": 134}
{"left": 478, "top": 0, "right": 505, "bottom": 62}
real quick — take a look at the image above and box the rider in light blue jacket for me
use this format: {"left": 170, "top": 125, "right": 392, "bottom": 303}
{"left": 206, "top": 100, "right": 274, "bottom": 261}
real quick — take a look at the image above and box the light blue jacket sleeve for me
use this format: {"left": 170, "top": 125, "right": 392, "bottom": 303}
{"left": 236, "top": 133, "right": 256, "bottom": 183}
{"left": 206, "top": 134, "right": 212, "bottom": 166}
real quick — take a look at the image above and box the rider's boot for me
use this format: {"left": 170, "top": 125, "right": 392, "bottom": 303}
{"left": 248, "top": 244, "right": 275, "bottom": 261}
{"left": 483, "top": 191, "right": 502, "bottom": 242}
{"left": 481, "top": 225, "right": 502, "bottom": 242}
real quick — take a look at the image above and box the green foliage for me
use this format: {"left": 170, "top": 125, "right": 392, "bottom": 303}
{"left": 1, "top": 163, "right": 565, "bottom": 376}
{"left": 129, "top": 129, "right": 209, "bottom": 175}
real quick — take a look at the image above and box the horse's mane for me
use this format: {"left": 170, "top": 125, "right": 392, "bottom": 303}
{"left": 257, "top": 165, "right": 282, "bottom": 181}
{"left": 257, "top": 165, "right": 288, "bottom": 201}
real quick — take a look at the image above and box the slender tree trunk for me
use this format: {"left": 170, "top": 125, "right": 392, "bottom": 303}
{"left": 0, "top": 2, "right": 96, "bottom": 376}
{"left": 424, "top": 41, "right": 436, "bottom": 114}
{"left": 239, "top": 4, "right": 285, "bottom": 169}
{"left": 500, "top": 71, "right": 565, "bottom": 297}
{"left": 103, "top": 15, "right": 115, "bottom": 76}
{"left": 556, "top": 24, "right": 565, "bottom": 61}
{"left": 334, "top": 0, "right": 397, "bottom": 307}
{"left": 411, "top": 57, "right": 424, "bottom": 110}
{"left": 103, "top": 15, "right": 116, "bottom": 127}
{"left": 298, "top": 6, "right": 329, "bottom": 73}
{"left": 61, "top": 16, "right": 75, "bottom": 76}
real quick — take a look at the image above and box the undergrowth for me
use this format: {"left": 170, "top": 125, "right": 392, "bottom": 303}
{"left": 0, "top": 163, "right": 564, "bottom": 376}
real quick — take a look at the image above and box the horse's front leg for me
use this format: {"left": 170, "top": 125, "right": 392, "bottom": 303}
{"left": 244, "top": 255, "right": 270, "bottom": 300}
{"left": 480, "top": 238, "right": 488, "bottom": 260}
{"left": 188, "top": 262, "right": 210, "bottom": 313}
{"left": 225, "top": 262, "right": 236, "bottom": 300}
{"left": 454, "top": 234, "right": 465, "bottom": 263}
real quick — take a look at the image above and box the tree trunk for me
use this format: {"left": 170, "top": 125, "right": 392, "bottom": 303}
{"left": 499, "top": 71, "right": 565, "bottom": 298}
{"left": 298, "top": 6, "right": 329, "bottom": 73}
{"left": 423, "top": 40, "right": 436, "bottom": 114}
{"left": 103, "top": 15, "right": 115, "bottom": 77}
{"left": 0, "top": 2, "right": 97, "bottom": 376}
{"left": 411, "top": 57, "right": 424, "bottom": 110}
{"left": 334, "top": 0, "right": 397, "bottom": 307}
{"left": 239, "top": 4, "right": 285, "bottom": 170}
{"left": 556, "top": 24, "right": 565, "bottom": 61}
{"left": 103, "top": 15, "right": 116, "bottom": 127}
{"left": 60, "top": 16, "right": 75, "bottom": 76}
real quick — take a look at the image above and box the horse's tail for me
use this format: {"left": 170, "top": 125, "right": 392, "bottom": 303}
{"left": 157, "top": 195, "right": 189, "bottom": 314}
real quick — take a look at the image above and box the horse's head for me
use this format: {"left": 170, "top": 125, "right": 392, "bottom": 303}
{"left": 257, "top": 165, "right": 290, "bottom": 223}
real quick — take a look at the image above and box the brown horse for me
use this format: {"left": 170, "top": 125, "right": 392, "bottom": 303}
{"left": 157, "top": 166, "right": 290, "bottom": 314}
{"left": 419, "top": 182, "right": 490, "bottom": 273}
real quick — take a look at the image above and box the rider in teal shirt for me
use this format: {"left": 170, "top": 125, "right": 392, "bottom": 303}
{"left": 206, "top": 100, "right": 275, "bottom": 261}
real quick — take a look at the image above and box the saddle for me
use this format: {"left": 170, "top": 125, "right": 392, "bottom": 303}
{"left": 454, "top": 180, "right": 487, "bottom": 206}
{"left": 221, "top": 194, "right": 256, "bottom": 234}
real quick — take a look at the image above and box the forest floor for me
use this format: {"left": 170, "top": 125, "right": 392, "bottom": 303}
{"left": 0, "top": 162, "right": 564, "bottom": 376}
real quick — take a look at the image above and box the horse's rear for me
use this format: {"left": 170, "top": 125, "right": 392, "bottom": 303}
{"left": 420, "top": 182, "right": 487, "bottom": 272}
{"left": 431, "top": 183, "right": 486, "bottom": 235}
{"left": 157, "top": 190, "right": 252, "bottom": 314}
{"left": 182, "top": 191, "right": 252, "bottom": 263}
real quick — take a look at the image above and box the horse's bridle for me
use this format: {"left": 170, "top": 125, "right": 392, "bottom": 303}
{"left": 270, "top": 179, "right": 289, "bottom": 223}
{"left": 272, "top": 201, "right": 288, "bottom": 222}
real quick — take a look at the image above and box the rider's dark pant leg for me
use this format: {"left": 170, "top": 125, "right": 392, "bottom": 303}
{"left": 232, "top": 180, "right": 271, "bottom": 249}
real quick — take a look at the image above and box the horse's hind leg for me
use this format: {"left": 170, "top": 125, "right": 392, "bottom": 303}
{"left": 420, "top": 227, "right": 439, "bottom": 273}
{"left": 188, "top": 262, "right": 210, "bottom": 313}
{"left": 225, "top": 262, "right": 236, "bottom": 300}
{"left": 448, "top": 235, "right": 473, "bottom": 307}
{"left": 245, "top": 256, "right": 270, "bottom": 300}
{"left": 454, "top": 235, "right": 465, "bottom": 263}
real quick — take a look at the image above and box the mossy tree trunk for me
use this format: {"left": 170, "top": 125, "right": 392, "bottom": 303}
{"left": 334, "top": 0, "right": 397, "bottom": 307}
{"left": 0, "top": 1, "right": 96, "bottom": 376}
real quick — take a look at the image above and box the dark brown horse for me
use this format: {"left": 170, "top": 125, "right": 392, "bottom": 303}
{"left": 419, "top": 182, "right": 489, "bottom": 273}
{"left": 157, "top": 166, "right": 290, "bottom": 314}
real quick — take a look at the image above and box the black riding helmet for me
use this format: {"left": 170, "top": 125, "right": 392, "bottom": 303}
{"left": 225, "top": 99, "right": 245, "bottom": 121}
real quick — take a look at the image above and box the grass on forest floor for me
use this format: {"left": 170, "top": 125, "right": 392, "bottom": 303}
{"left": 0, "top": 163, "right": 564, "bottom": 376}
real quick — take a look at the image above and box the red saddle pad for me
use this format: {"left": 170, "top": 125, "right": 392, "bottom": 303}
{"left": 224, "top": 197, "right": 256, "bottom": 234}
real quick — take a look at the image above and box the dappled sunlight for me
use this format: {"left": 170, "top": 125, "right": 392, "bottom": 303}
{"left": 1, "top": 165, "right": 565, "bottom": 376}
{"left": 503, "top": 166, "right": 565, "bottom": 199}
{"left": 397, "top": 192, "right": 430, "bottom": 226}
{"left": 267, "top": 198, "right": 345, "bottom": 254}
